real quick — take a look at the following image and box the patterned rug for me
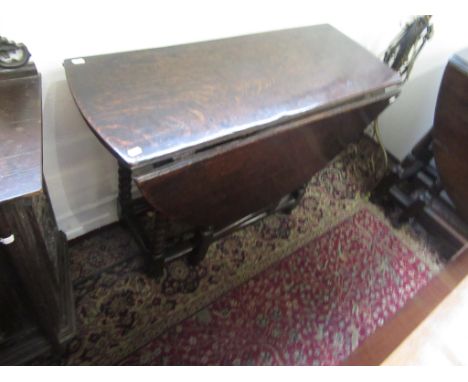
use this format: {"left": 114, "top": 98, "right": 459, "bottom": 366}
{"left": 121, "top": 209, "right": 435, "bottom": 365}
{"left": 33, "top": 138, "right": 441, "bottom": 365}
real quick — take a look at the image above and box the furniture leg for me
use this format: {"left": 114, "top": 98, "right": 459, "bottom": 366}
{"left": 370, "top": 170, "right": 399, "bottom": 206}
{"left": 371, "top": 130, "right": 434, "bottom": 207}
{"left": 391, "top": 192, "right": 427, "bottom": 227}
{"left": 188, "top": 227, "right": 214, "bottom": 266}
{"left": 148, "top": 213, "right": 166, "bottom": 278}
{"left": 280, "top": 184, "right": 307, "bottom": 215}
{"left": 118, "top": 162, "right": 162, "bottom": 276}
{"left": 118, "top": 163, "right": 133, "bottom": 219}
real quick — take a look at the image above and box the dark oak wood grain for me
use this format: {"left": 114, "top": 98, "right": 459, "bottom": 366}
{"left": 433, "top": 48, "right": 468, "bottom": 222}
{"left": 136, "top": 100, "right": 389, "bottom": 228}
{"left": 0, "top": 65, "right": 75, "bottom": 365}
{"left": 64, "top": 24, "right": 400, "bottom": 167}
{"left": 64, "top": 24, "right": 401, "bottom": 274}
{"left": 0, "top": 65, "right": 42, "bottom": 203}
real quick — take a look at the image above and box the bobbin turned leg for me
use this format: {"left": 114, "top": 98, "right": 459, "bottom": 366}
{"left": 149, "top": 213, "right": 166, "bottom": 278}
{"left": 118, "top": 163, "right": 133, "bottom": 220}
{"left": 188, "top": 227, "right": 214, "bottom": 266}
{"left": 118, "top": 162, "right": 165, "bottom": 277}
{"left": 280, "top": 184, "right": 307, "bottom": 215}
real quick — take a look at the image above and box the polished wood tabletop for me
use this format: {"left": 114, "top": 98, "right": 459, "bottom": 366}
{"left": 64, "top": 24, "right": 400, "bottom": 168}
{"left": 0, "top": 65, "right": 42, "bottom": 203}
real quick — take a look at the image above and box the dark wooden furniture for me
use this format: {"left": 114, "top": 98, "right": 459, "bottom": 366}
{"left": 0, "top": 63, "right": 75, "bottom": 364}
{"left": 348, "top": 43, "right": 468, "bottom": 361}
{"left": 433, "top": 48, "right": 468, "bottom": 222}
{"left": 64, "top": 25, "right": 401, "bottom": 276}
{"left": 371, "top": 48, "right": 468, "bottom": 258}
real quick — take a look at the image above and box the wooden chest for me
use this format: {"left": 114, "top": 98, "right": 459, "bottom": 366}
{"left": 0, "top": 64, "right": 75, "bottom": 364}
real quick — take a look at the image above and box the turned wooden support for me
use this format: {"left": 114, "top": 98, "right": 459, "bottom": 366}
{"left": 148, "top": 212, "right": 167, "bottom": 278}
{"left": 118, "top": 163, "right": 133, "bottom": 219}
{"left": 118, "top": 162, "right": 166, "bottom": 277}
{"left": 280, "top": 184, "right": 307, "bottom": 215}
{"left": 188, "top": 227, "right": 214, "bottom": 266}
{"left": 371, "top": 130, "right": 435, "bottom": 207}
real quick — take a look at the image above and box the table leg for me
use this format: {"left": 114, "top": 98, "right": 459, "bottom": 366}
{"left": 118, "top": 163, "right": 133, "bottom": 218}
{"left": 118, "top": 163, "right": 165, "bottom": 277}
{"left": 149, "top": 212, "right": 166, "bottom": 278}
{"left": 280, "top": 184, "right": 307, "bottom": 215}
{"left": 188, "top": 227, "right": 214, "bottom": 266}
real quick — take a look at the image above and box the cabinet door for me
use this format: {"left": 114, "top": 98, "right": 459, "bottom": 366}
{"left": 0, "top": 198, "right": 61, "bottom": 347}
{"left": 0, "top": 246, "right": 36, "bottom": 341}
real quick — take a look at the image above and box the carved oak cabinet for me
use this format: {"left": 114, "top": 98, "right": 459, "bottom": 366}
{"left": 0, "top": 64, "right": 75, "bottom": 364}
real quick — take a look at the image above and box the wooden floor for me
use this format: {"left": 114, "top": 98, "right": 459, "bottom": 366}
{"left": 343, "top": 244, "right": 468, "bottom": 365}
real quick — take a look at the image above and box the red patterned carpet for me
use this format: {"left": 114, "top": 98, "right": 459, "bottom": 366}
{"left": 120, "top": 209, "right": 434, "bottom": 365}
{"left": 31, "top": 138, "right": 441, "bottom": 365}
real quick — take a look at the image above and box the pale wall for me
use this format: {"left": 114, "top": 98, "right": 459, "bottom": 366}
{"left": 1, "top": 2, "right": 467, "bottom": 238}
